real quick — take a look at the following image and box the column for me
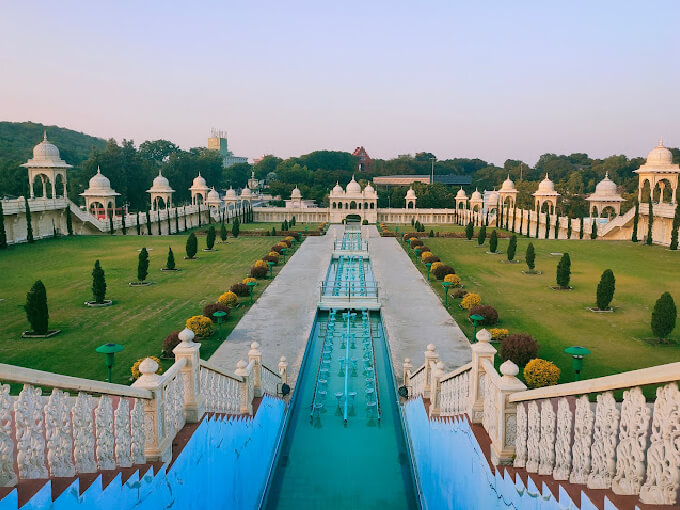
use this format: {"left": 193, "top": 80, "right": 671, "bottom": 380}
{"left": 172, "top": 328, "right": 204, "bottom": 423}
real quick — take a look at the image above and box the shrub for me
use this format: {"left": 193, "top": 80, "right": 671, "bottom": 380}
{"left": 423, "top": 255, "right": 441, "bottom": 264}
{"left": 524, "top": 359, "right": 560, "bottom": 388}
{"left": 186, "top": 315, "right": 212, "bottom": 338}
{"left": 231, "top": 282, "right": 251, "bottom": 297}
{"left": 362, "top": 219, "right": 368, "bottom": 225}
{"left": 430, "top": 262, "right": 443, "bottom": 273}
{"left": 477, "top": 224, "right": 487, "bottom": 245}
{"left": 525, "top": 242, "right": 535, "bottom": 271}
{"left": 556, "top": 253, "right": 571, "bottom": 288}
{"left": 419, "top": 246, "right": 430, "bottom": 254}
{"left": 461, "top": 293, "right": 481, "bottom": 310}
{"left": 254, "top": 259, "right": 267, "bottom": 269}
{"left": 263, "top": 254, "right": 278, "bottom": 265}
{"left": 500, "top": 334, "right": 539, "bottom": 366}
{"left": 429, "top": 229, "right": 434, "bottom": 237}
{"left": 25, "top": 280, "right": 49, "bottom": 334}
{"left": 92, "top": 259, "right": 107, "bottom": 304}
{"left": 465, "top": 222, "right": 474, "bottom": 240}
{"left": 268, "top": 251, "right": 280, "bottom": 261}
{"left": 270, "top": 245, "right": 283, "bottom": 254}
{"left": 131, "top": 356, "right": 163, "bottom": 379}
{"left": 469, "top": 304, "right": 498, "bottom": 326}
{"left": 137, "top": 248, "right": 149, "bottom": 282}
{"left": 285, "top": 236, "right": 295, "bottom": 242}
{"left": 220, "top": 222, "right": 228, "bottom": 241}
{"left": 166, "top": 247, "right": 176, "bottom": 270}
{"left": 186, "top": 233, "right": 198, "bottom": 258}
{"left": 232, "top": 217, "right": 240, "bottom": 238}
{"left": 444, "top": 274, "right": 462, "bottom": 287}
{"left": 206, "top": 225, "right": 216, "bottom": 249}
{"left": 162, "top": 331, "right": 181, "bottom": 356}
{"left": 250, "top": 264, "right": 268, "bottom": 279}
{"left": 421, "top": 251, "right": 433, "bottom": 261}
{"left": 218, "top": 291, "right": 238, "bottom": 307}
{"left": 507, "top": 234, "right": 517, "bottom": 261}
{"left": 488, "top": 328, "right": 509, "bottom": 342}
{"left": 277, "top": 241, "right": 289, "bottom": 249}
{"left": 651, "top": 291, "right": 677, "bottom": 340}
{"left": 242, "top": 277, "right": 256, "bottom": 284}
{"left": 489, "top": 230, "right": 498, "bottom": 252}
{"left": 202, "top": 302, "right": 230, "bottom": 322}
{"left": 453, "top": 288, "right": 469, "bottom": 299}
{"left": 432, "top": 264, "right": 455, "bottom": 280}
{"left": 596, "top": 269, "right": 615, "bottom": 310}
{"left": 410, "top": 238, "right": 424, "bottom": 249}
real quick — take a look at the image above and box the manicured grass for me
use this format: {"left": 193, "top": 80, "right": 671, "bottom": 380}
{"left": 0, "top": 232, "right": 295, "bottom": 385}
{"left": 403, "top": 236, "right": 680, "bottom": 383}
{"left": 384, "top": 223, "right": 465, "bottom": 234}
{"left": 237, "top": 221, "right": 321, "bottom": 233}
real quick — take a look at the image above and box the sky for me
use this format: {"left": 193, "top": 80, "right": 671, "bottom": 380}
{"left": 1, "top": 1, "right": 678, "bottom": 166}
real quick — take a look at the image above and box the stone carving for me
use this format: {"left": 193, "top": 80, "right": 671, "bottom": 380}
{"left": 14, "top": 384, "right": 48, "bottom": 479}
{"left": 538, "top": 399, "right": 556, "bottom": 475}
{"left": 95, "top": 395, "right": 115, "bottom": 471}
{"left": 587, "top": 391, "right": 620, "bottom": 489}
{"left": 513, "top": 403, "right": 527, "bottom": 468}
{"left": 483, "top": 376, "right": 496, "bottom": 441}
{"left": 72, "top": 392, "right": 97, "bottom": 474}
{"left": 612, "top": 386, "right": 651, "bottom": 495}
{"left": 553, "top": 397, "right": 572, "bottom": 480}
{"left": 45, "top": 388, "right": 75, "bottom": 477}
{"left": 0, "top": 384, "right": 17, "bottom": 487}
{"left": 114, "top": 398, "right": 132, "bottom": 468}
{"left": 639, "top": 382, "right": 680, "bottom": 505}
{"left": 130, "top": 398, "right": 145, "bottom": 464}
{"left": 410, "top": 365, "right": 426, "bottom": 397}
{"left": 570, "top": 395, "right": 594, "bottom": 484}
{"left": 525, "top": 400, "right": 540, "bottom": 473}
{"left": 505, "top": 414, "right": 517, "bottom": 449}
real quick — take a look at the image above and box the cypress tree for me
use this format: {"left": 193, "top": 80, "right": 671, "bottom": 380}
{"left": 670, "top": 203, "right": 680, "bottom": 250}
{"left": 477, "top": 224, "right": 487, "bottom": 245}
{"left": 136, "top": 211, "right": 141, "bottom": 235}
{"left": 579, "top": 216, "right": 584, "bottom": 239}
{"left": 631, "top": 200, "right": 639, "bottom": 242}
{"left": 465, "top": 221, "right": 474, "bottom": 240}
{"left": 109, "top": 213, "right": 114, "bottom": 235}
{"left": 167, "top": 209, "right": 172, "bottom": 234}
{"left": 206, "top": 225, "right": 216, "bottom": 250}
{"left": 146, "top": 210, "right": 152, "bottom": 235}
{"left": 651, "top": 291, "right": 677, "bottom": 341}
{"left": 544, "top": 211, "right": 550, "bottom": 239}
{"left": 65, "top": 206, "right": 73, "bottom": 236}
{"left": 525, "top": 242, "right": 535, "bottom": 271}
{"left": 220, "top": 222, "right": 227, "bottom": 241}
{"left": 25, "top": 280, "right": 49, "bottom": 334}
{"left": 166, "top": 247, "right": 176, "bottom": 270}
{"left": 184, "top": 206, "right": 188, "bottom": 230}
{"left": 175, "top": 207, "right": 180, "bottom": 233}
{"left": 198, "top": 202, "right": 202, "bottom": 226}
{"left": 511, "top": 205, "right": 517, "bottom": 232}
{"left": 186, "top": 232, "right": 198, "bottom": 258}
{"left": 156, "top": 210, "right": 161, "bottom": 235}
{"left": 596, "top": 269, "right": 615, "bottom": 310}
{"left": 554, "top": 212, "right": 559, "bottom": 239}
{"left": 25, "top": 197, "right": 34, "bottom": 243}
{"left": 507, "top": 234, "right": 517, "bottom": 261}
{"left": 489, "top": 230, "right": 498, "bottom": 253}
{"left": 518, "top": 208, "right": 524, "bottom": 237}
{"left": 505, "top": 206, "right": 510, "bottom": 230}
{"left": 137, "top": 248, "right": 149, "bottom": 282}
{"left": 0, "top": 201, "right": 7, "bottom": 249}
{"left": 567, "top": 217, "right": 572, "bottom": 239}
{"left": 590, "top": 218, "right": 598, "bottom": 239}
{"left": 272, "top": 226, "right": 276, "bottom": 236}
{"left": 646, "top": 197, "right": 653, "bottom": 245}
{"left": 92, "top": 259, "right": 107, "bottom": 304}
{"left": 232, "top": 217, "right": 240, "bottom": 238}
{"left": 535, "top": 209, "right": 540, "bottom": 238}
{"left": 122, "top": 212, "right": 127, "bottom": 235}
{"left": 556, "top": 253, "right": 571, "bottom": 288}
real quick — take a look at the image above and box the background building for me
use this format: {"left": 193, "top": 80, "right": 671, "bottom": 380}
{"left": 207, "top": 129, "right": 248, "bottom": 168}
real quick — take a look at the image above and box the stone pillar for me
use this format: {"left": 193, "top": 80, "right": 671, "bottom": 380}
{"left": 248, "top": 342, "right": 263, "bottom": 397}
{"left": 132, "top": 358, "right": 172, "bottom": 462}
{"left": 490, "top": 360, "right": 527, "bottom": 465}
{"left": 429, "top": 361, "right": 446, "bottom": 417}
{"left": 234, "top": 360, "right": 252, "bottom": 414}
{"left": 402, "top": 358, "right": 412, "bottom": 386}
{"left": 172, "top": 328, "right": 204, "bottom": 423}
{"left": 423, "top": 344, "right": 439, "bottom": 397}
{"left": 278, "top": 356, "right": 288, "bottom": 384}
{"left": 469, "top": 329, "right": 496, "bottom": 424}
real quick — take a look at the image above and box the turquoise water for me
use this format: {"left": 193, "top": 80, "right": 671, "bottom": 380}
{"left": 323, "top": 255, "right": 376, "bottom": 297}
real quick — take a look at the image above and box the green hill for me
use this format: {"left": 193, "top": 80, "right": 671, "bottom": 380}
{"left": 0, "top": 121, "right": 106, "bottom": 197}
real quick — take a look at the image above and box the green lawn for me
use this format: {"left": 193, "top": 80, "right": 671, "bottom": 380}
{"left": 0, "top": 232, "right": 293, "bottom": 385}
{"left": 404, "top": 235, "right": 680, "bottom": 383}
{"left": 238, "top": 221, "right": 321, "bottom": 233}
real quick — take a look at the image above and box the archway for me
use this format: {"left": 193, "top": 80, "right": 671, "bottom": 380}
{"left": 89, "top": 201, "right": 106, "bottom": 219}
{"left": 601, "top": 206, "right": 617, "bottom": 219}
{"left": 345, "top": 214, "right": 361, "bottom": 224}
{"left": 55, "top": 174, "right": 66, "bottom": 198}
{"left": 640, "top": 179, "right": 651, "bottom": 203}
{"left": 407, "top": 202, "right": 414, "bottom": 209}
{"left": 32, "top": 174, "right": 51, "bottom": 198}
{"left": 349, "top": 201, "right": 358, "bottom": 210}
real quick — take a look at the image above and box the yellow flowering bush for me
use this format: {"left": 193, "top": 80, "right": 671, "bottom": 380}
{"left": 131, "top": 356, "right": 163, "bottom": 380}
{"left": 242, "top": 277, "right": 256, "bottom": 285}
{"left": 186, "top": 315, "right": 212, "bottom": 338}
{"left": 488, "top": 328, "right": 509, "bottom": 341}
{"left": 523, "top": 359, "right": 560, "bottom": 388}
{"left": 277, "top": 241, "right": 288, "bottom": 249}
{"left": 461, "top": 293, "right": 481, "bottom": 310}
{"left": 430, "top": 262, "right": 443, "bottom": 273}
{"left": 421, "top": 251, "right": 433, "bottom": 261}
{"left": 254, "top": 259, "right": 267, "bottom": 269}
{"left": 444, "top": 274, "right": 462, "bottom": 287}
{"left": 218, "top": 291, "right": 238, "bottom": 307}
{"left": 268, "top": 251, "right": 280, "bottom": 260}
{"left": 285, "top": 236, "right": 295, "bottom": 242}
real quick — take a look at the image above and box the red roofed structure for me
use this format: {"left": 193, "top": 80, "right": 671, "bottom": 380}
{"left": 352, "top": 146, "right": 373, "bottom": 172}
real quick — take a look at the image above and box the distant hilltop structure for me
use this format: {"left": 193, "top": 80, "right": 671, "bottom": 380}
{"left": 352, "top": 146, "right": 372, "bottom": 172}
{"left": 207, "top": 128, "right": 248, "bottom": 168}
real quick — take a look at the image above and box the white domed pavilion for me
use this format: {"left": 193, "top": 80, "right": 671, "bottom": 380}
{"left": 21, "top": 132, "right": 73, "bottom": 199}
{"left": 223, "top": 187, "right": 238, "bottom": 212}
{"left": 205, "top": 187, "right": 222, "bottom": 213}
{"left": 455, "top": 187, "right": 468, "bottom": 210}
{"left": 328, "top": 176, "right": 378, "bottom": 222}
{"left": 189, "top": 173, "right": 210, "bottom": 206}
{"left": 498, "top": 174, "right": 518, "bottom": 208}
{"left": 469, "top": 188, "right": 483, "bottom": 212}
{"left": 147, "top": 170, "right": 175, "bottom": 210}
{"left": 533, "top": 173, "right": 560, "bottom": 213}
{"left": 586, "top": 172, "right": 624, "bottom": 218}
{"left": 405, "top": 187, "right": 417, "bottom": 209}
{"left": 80, "top": 167, "right": 120, "bottom": 219}
{"left": 635, "top": 138, "right": 680, "bottom": 204}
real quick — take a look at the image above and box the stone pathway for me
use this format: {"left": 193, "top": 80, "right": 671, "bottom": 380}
{"left": 209, "top": 226, "right": 342, "bottom": 386}
{"left": 366, "top": 226, "right": 471, "bottom": 373}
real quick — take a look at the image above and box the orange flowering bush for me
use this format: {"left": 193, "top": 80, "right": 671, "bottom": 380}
{"left": 461, "top": 293, "right": 481, "bottom": 310}
{"left": 131, "top": 356, "right": 163, "bottom": 380}
{"left": 186, "top": 315, "right": 212, "bottom": 338}
{"left": 523, "top": 359, "right": 560, "bottom": 388}
{"left": 444, "top": 274, "right": 462, "bottom": 287}
{"left": 421, "top": 251, "right": 433, "bottom": 261}
{"left": 218, "top": 291, "right": 238, "bottom": 307}
{"left": 242, "top": 277, "right": 256, "bottom": 284}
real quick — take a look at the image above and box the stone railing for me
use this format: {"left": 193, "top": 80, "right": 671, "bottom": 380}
{"left": 405, "top": 329, "right": 680, "bottom": 506}
{"left": 0, "top": 330, "right": 284, "bottom": 488}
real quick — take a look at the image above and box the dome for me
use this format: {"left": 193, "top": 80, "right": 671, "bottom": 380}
{"left": 88, "top": 167, "right": 112, "bottom": 191}
{"left": 346, "top": 175, "right": 362, "bottom": 194}
{"left": 537, "top": 173, "right": 555, "bottom": 193}
{"left": 501, "top": 175, "right": 515, "bottom": 190}
{"left": 455, "top": 187, "right": 467, "bottom": 199}
{"left": 646, "top": 138, "right": 673, "bottom": 166}
{"left": 192, "top": 173, "right": 208, "bottom": 189}
{"left": 224, "top": 187, "right": 237, "bottom": 199}
{"left": 487, "top": 190, "right": 500, "bottom": 204}
{"left": 471, "top": 188, "right": 482, "bottom": 201}
{"left": 291, "top": 186, "right": 302, "bottom": 198}
{"left": 363, "top": 183, "right": 376, "bottom": 195}
{"left": 33, "top": 138, "right": 61, "bottom": 161}
{"left": 331, "top": 181, "right": 344, "bottom": 194}
{"left": 240, "top": 187, "right": 252, "bottom": 197}
{"left": 405, "top": 188, "right": 417, "bottom": 200}
{"left": 594, "top": 172, "right": 618, "bottom": 196}
{"left": 152, "top": 171, "right": 170, "bottom": 189}
{"left": 207, "top": 187, "right": 220, "bottom": 201}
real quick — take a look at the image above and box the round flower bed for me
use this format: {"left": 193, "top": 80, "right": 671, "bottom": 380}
{"left": 250, "top": 265, "right": 268, "bottom": 279}
{"left": 421, "top": 251, "right": 433, "bottom": 261}
{"left": 242, "top": 277, "right": 256, "bottom": 285}
{"left": 523, "top": 359, "right": 560, "bottom": 388}
{"left": 218, "top": 291, "right": 238, "bottom": 307}
{"left": 423, "top": 255, "right": 441, "bottom": 264}
{"left": 488, "top": 328, "right": 509, "bottom": 342}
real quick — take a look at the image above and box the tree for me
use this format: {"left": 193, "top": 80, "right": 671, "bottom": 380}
{"left": 109, "top": 213, "right": 114, "bottom": 235}
{"left": 0, "top": 201, "right": 7, "bottom": 249}
{"left": 271, "top": 226, "right": 276, "bottom": 236}
{"left": 519, "top": 210, "right": 524, "bottom": 237}
{"left": 25, "top": 280, "right": 49, "bottom": 334}
{"left": 183, "top": 206, "right": 188, "bottom": 230}
{"left": 646, "top": 197, "right": 654, "bottom": 245}
{"left": 511, "top": 205, "right": 517, "bottom": 232}
{"left": 166, "top": 247, "right": 176, "bottom": 270}
{"left": 631, "top": 200, "right": 639, "bottom": 242}
{"left": 167, "top": 209, "right": 172, "bottom": 234}
{"left": 92, "top": 259, "right": 107, "bottom": 304}
{"left": 590, "top": 218, "right": 598, "bottom": 239}
{"left": 544, "top": 211, "right": 550, "bottom": 239}
{"left": 65, "top": 206, "right": 73, "bottom": 236}
{"left": 136, "top": 211, "right": 141, "bottom": 235}
{"left": 198, "top": 202, "right": 202, "bottom": 227}
{"left": 525, "top": 242, "right": 535, "bottom": 271}
{"left": 232, "top": 217, "right": 240, "bottom": 238}
{"left": 554, "top": 212, "right": 560, "bottom": 239}
{"left": 567, "top": 217, "right": 572, "bottom": 239}
{"left": 651, "top": 292, "right": 677, "bottom": 341}
{"left": 485, "top": 207, "right": 490, "bottom": 227}
{"left": 465, "top": 221, "right": 474, "bottom": 240}
{"left": 505, "top": 206, "right": 510, "bottom": 230}
{"left": 489, "top": 230, "right": 498, "bottom": 253}
{"left": 556, "top": 253, "right": 571, "bottom": 288}
{"left": 137, "top": 247, "right": 149, "bottom": 282}
{"left": 670, "top": 203, "right": 680, "bottom": 250}
{"left": 579, "top": 217, "right": 584, "bottom": 239}
{"left": 156, "top": 210, "right": 161, "bottom": 235}
{"left": 596, "top": 269, "right": 615, "bottom": 310}
{"left": 477, "top": 224, "right": 487, "bottom": 245}
{"left": 24, "top": 197, "right": 33, "bottom": 243}
{"left": 146, "top": 210, "right": 152, "bottom": 235}
{"left": 186, "top": 232, "right": 198, "bottom": 258}
{"left": 175, "top": 207, "right": 179, "bottom": 233}
{"left": 206, "top": 225, "right": 216, "bottom": 250}
{"left": 507, "top": 234, "right": 517, "bottom": 261}
{"left": 220, "top": 222, "right": 227, "bottom": 241}
{"left": 122, "top": 212, "right": 127, "bottom": 235}
{"left": 535, "top": 209, "right": 540, "bottom": 238}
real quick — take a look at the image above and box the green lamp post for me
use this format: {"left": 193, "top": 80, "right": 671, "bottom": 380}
{"left": 565, "top": 346, "right": 591, "bottom": 381}
{"left": 414, "top": 248, "right": 422, "bottom": 262}
{"left": 246, "top": 281, "right": 257, "bottom": 305}
{"left": 96, "top": 343, "right": 124, "bottom": 383}
{"left": 291, "top": 238, "right": 297, "bottom": 250}
{"left": 425, "top": 262, "right": 432, "bottom": 280}
{"left": 267, "top": 261, "right": 275, "bottom": 279}
{"left": 470, "top": 314, "right": 485, "bottom": 342}
{"left": 281, "top": 248, "right": 288, "bottom": 263}
{"left": 213, "top": 311, "right": 227, "bottom": 338}
{"left": 441, "top": 281, "right": 452, "bottom": 307}
{"left": 305, "top": 226, "right": 308, "bottom": 233}
{"left": 395, "top": 226, "right": 399, "bottom": 234}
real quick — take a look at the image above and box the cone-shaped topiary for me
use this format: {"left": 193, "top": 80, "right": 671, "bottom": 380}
{"left": 25, "top": 280, "right": 49, "bottom": 334}
{"left": 109, "top": 213, "right": 114, "bottom": 235}
{"left": 220, "top": 222, "right": 227, "bottom": 241}
{"left": 92, "top": 259, "right": 107, "bottom": 303}
{"left": 596, "top": 269, "right": 615, "bottom": 310}
{"left": 206, "top": 225, "right": 216, "bottom": 250}
{"left": 465, "top": 221, "right": 474, "bottom": 240}
{"left": 136, "top": 211, "right": 141, "bottom": 235}
{"left": 579, "top": 216, "right": 584, "bottom": 239}
{"left": 507, "top": 234, "right": 517, "bottom": 261}
{"left": 566, "top": 216, "right": 572, "bottom": 239}
{"left": 166, "top": 247, "right": 176, "bottom": 270}
{"left": 137, "top": 248, "right": 149, "bottom": 282}
{"left": 631, "top": 200, "right": 639, "bottom": 242}
{"left": 186, "top": 232, "right": 198, "bottom": 258}
{"left": 232, "top": 217, "right": 240, "bottom": 238}
{"left": 651, "top": 291, "right": 677, "bottom": 341}
{"left": 66, "top": 206, "right": 73, "bottom": 236}
{"left": 175, "top": 207, "right": 180, "bottom": 232}
{"left": 24, "top": 197, "right": 33, "bottom": 243}
{"left": 556, "top": 253, "right": 571, "bottom": 288}
{"left": 477, "top": 224, "right": 486, "bottom": 245}
{"left": 489, "top": 230, "right": 498, "bottom": 252}
{"left": 544, "top": 212, "right": 550, "bottom": 239}
{"left": 646, "top": 197, "right": 653, "bottom": 245}
{"left": 525, "top": 242, "right": 535, "bottom": 271}
{"left": 0, "top": 201, "right": 7, "bottom": 248}
{"left": 590, "top": 218, "right": 598, "bottom": 239}
{"left": 146, "top": 210, "right": 152, "bottom": 235}
{"left": 122, "top": 212, "right": 127, "bottom": 235}
{"left": 670, "top": 203, "right": 680, "bottom": 250}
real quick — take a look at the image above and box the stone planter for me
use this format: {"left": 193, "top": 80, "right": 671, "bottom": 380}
{"left": 22, "top": 330, "right": 61, "bottom": 338}
{"left": 551, "top": 286, "right": 573, "bottom": 290}
{"left": 84, "top": 300, "right": 113, "bottom": 307}
{"left": 129, "top": 281, "right": 154, "bottom": 287}
{"left": 586, "top": 306, "right": 615, "bottom": 313}
{"left": 184, "top": 256, "right": 199, "bottom": 260}
{"left": 160, "top": 268, "right": 182, "bottom": 272}
{"left": 522, "top": 270, "right": 542, "bottom": 275}
{"left": 202, "top": 248, "right": 217, "bottom": 252}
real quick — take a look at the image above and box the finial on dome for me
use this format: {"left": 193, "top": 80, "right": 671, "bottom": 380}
{"left": 96, "top": 166, "right": 101, "bottom": 174}
{"left": 605, "top": 171, "right": 609, "bottom": 178}
{"left": 659, "top": 136, "right": 664, "bottom": 147}
{"left": 43, "top": 130, "right": 47, "bottom": 142}
{"left": 545, "top": 173, "right": 549, "bottom": 179}
{"left": 158, "top": 169, "right": 162, "bottom": 176}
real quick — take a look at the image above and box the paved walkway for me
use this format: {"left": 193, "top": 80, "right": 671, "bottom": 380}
{"left": 209, "top": 226, "right": 342, "bottom": 386}
{"left": 366, "top": 226, "right": 471, "bottom": 373}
